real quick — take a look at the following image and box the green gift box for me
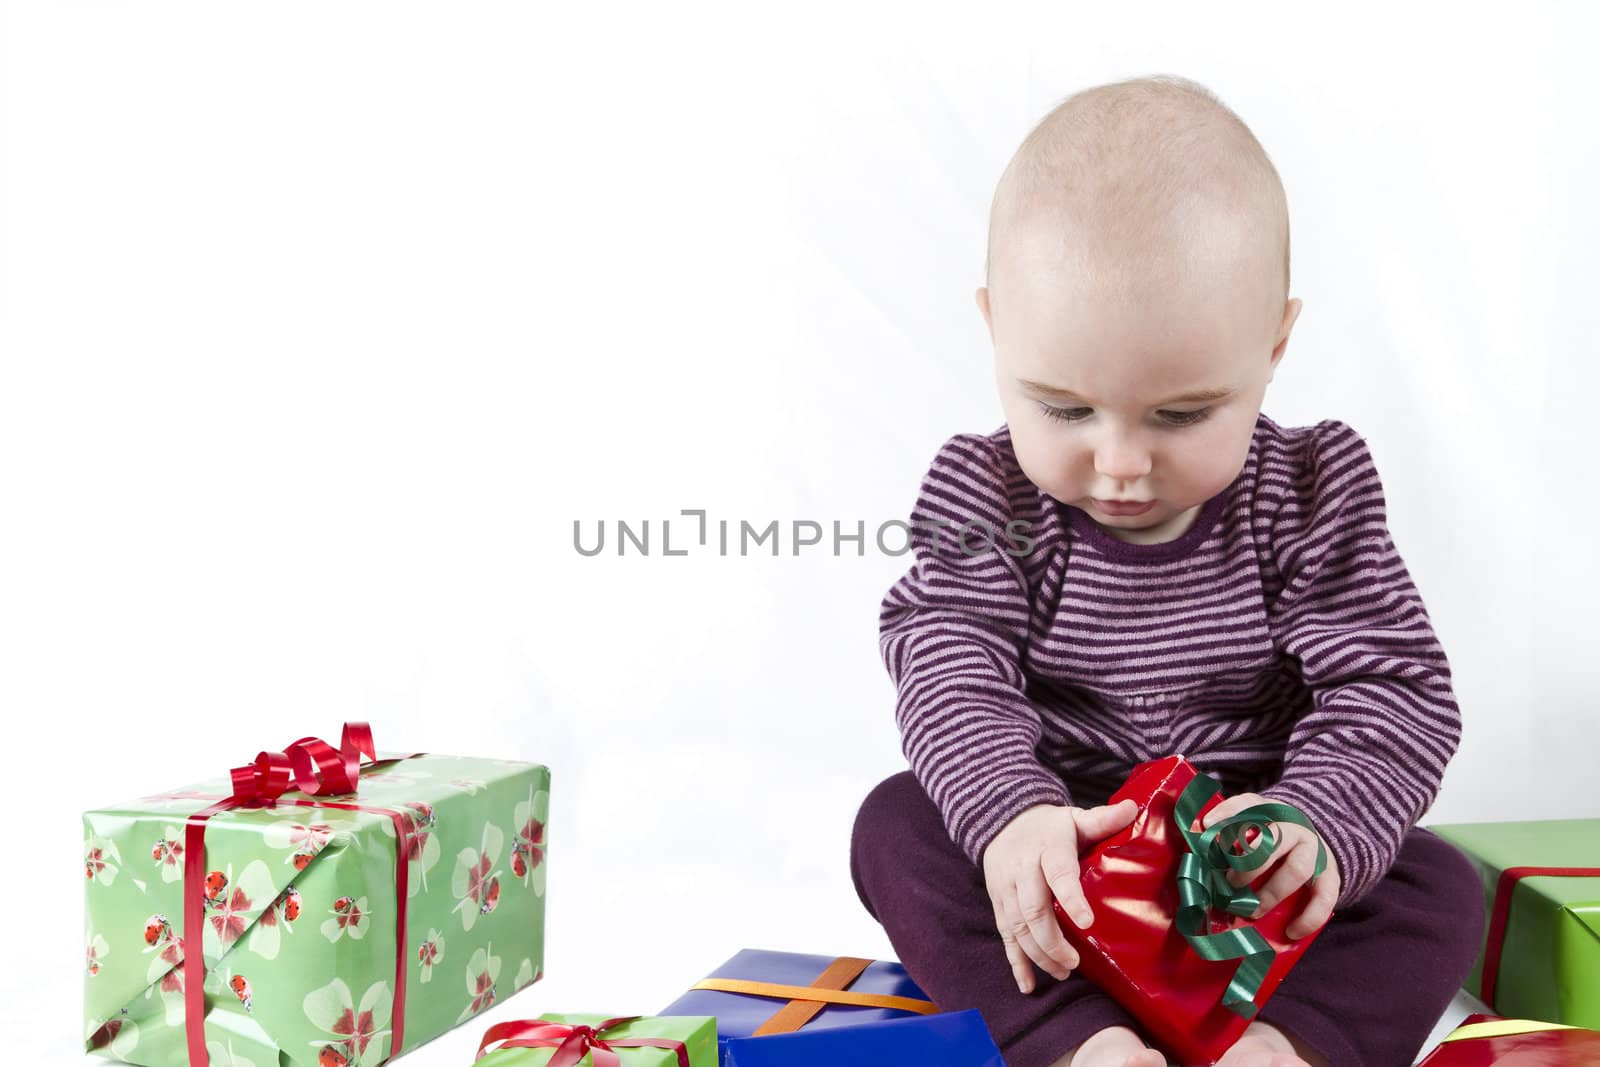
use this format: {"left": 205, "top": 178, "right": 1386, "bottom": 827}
{"left": 474, "top": 1014, "right": 718, "bottom": 1067}
{"left": 82, "top": 725, "right": 550, "bottom": 1066}
{"left": 1428, "top": 818, "right": 1600, "bottom": 1027}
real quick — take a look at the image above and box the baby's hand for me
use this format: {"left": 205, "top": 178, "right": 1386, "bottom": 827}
{"left": 1199, "top": 792, "right": 1341, "bottom": 940}
{"left": 980, "top": 799, "right": 1140, "bottom": 993}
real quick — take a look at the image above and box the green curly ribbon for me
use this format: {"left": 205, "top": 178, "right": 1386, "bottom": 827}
{"left": 1170, "top": 772, "right": 1326, "bottom": 1019}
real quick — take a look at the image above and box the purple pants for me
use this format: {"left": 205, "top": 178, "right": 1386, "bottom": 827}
{"left": 849, "top": 771, "right": 1486, "bottom": 1067}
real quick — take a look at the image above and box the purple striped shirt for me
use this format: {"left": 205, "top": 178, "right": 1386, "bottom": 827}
{"left": 878, "top": 412, "right": 1460, "bottom": 907}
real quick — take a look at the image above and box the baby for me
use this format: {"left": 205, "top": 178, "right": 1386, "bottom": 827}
{"left": 850, "top": 76, "right": 1485, "bottom": 1067}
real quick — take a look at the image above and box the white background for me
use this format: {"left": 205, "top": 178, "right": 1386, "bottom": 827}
{"left": 2, "top": 1, "right": 1594, "bottom": 1063}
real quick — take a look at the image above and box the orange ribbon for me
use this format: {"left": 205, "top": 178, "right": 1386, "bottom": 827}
{"left": 690, "top": 956, "right": 939, "bottom": 1036}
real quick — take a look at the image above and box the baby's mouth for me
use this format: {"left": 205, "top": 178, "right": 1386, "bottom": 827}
{"left": 1092, "top": 498, "right": 1157, "bottom": 517}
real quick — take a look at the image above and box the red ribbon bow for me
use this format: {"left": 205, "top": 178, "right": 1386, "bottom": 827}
{"left": 476, "top": 1017, "right": 691, "bottom": 1067}
{"left": 228, "top": 720, "right": 378, "bottom": 802}
{"left": 181, "top": 721, "right": 415, "bottom": 1067}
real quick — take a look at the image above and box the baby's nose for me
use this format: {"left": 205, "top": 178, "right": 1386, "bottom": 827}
{"left": 1095, "top": 449, "right": 1152, "bottom": 481}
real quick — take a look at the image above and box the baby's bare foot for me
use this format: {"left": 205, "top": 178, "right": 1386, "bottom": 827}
{"left": 1051, "top": 1024, "right": 1167, "bottom": 1067}
{"left": 1214, "top": 1020, "right": 1320, "bottom": 1067}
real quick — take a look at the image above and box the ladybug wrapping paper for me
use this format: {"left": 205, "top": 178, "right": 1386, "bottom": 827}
{"left": 82, "top": 746, "right": 550, "bottom": 1066}
{"left": 1413, "top": 1013, "right": 1600, "bottom": 1065}
{"left": 1050, "top": 755, "right": 1330, "bottom": 1066}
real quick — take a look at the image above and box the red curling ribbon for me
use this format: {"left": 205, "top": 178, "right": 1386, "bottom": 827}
{"left": 229, "top": 720, "right": 377, "bottom": 802}
{"left": 476, "top": 1018, "right": 691, "bottom": 1067}
{"left": 172, "top": 723, "right": 418, "bottom": 1066}
{"left": 1480, "top": 864, "right": 1600, "bottom": 1008}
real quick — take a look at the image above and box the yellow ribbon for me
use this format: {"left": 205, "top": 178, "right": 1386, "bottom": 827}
{"left": 1440, "top": 1018, "right": 1581, "bottom": 1042}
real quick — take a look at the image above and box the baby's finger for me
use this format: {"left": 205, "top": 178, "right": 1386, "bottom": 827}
{"left": 1224, "top": 822, "right": 1283, "bottom": 888}
{"left": 1073, "top": 798, "right": 1140, "bottom": 846}
{"left": 994, "top": 904, "right": 1037, "bottom": 993}
{"left": 1041, "top": 848, "right": 1092, "bottom": 931}
{"left": 1286, "top": 863, "right": 1337, "bottom": 940}
{"left": 1015, "top": 873, "right": 1078, "bottom": 978}
{"left": 1202, "top": 791, "right": 1274, "bottom": 833}
{"left": 1199, "top": 792, "right": 1255, "bottom": 830}
{"left": 1199, "top": 798, "right": 1238, "bottom": 831}
{"left": 1013, "top": 922, "right": 1069, "bottom": 990}
{"left": 1247, "top": 838, "right": 1318, "bottom": 919}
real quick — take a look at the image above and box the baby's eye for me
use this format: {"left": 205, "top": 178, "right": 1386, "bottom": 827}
{"left": 1037, "top": 403, "right": 1212, "bottom": 427}
{"left": 1039, "top": 404, "right": 1092, "bottom": 424}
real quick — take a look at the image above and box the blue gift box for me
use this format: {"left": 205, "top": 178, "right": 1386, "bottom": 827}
{"left": 723, "top": 1010, "right": 1005, "bottom": 1066}
{"left": 657, "top": 948, "right": 1004, "bottom": 1065}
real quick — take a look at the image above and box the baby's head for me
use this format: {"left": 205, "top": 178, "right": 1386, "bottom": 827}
{"left": 978, "top": 75, "right": 1301, "bottom": 545}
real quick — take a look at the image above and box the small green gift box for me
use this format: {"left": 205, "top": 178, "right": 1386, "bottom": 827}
{"left": 474, "top": 1014, "right": 718, "bottom": 1067}
{"left": 1427, "top": 818, "right": 1600, "bottom": 1027}
{"left": 82, "top": 723, "right": 550, "bottom": 1066}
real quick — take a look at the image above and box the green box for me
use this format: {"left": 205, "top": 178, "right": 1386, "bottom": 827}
{"left": 1428, "top": 818, "right": 1600, "bottom": 1027}
{"left": 476, "top": 1014, "right": 718, "bottom": 1067}
{"left": 82, "top": 751, "right": 550, "bottom": 1065}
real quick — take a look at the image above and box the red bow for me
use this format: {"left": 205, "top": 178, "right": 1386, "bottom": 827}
{"left": 476, "top": 1018, "right": 691, "bottom": 1067}
{"left": 228, "top": 720, "right": 377, "bottom": 801}
{"left": 183, "top": 721, "right": 410, "bottom": 1067}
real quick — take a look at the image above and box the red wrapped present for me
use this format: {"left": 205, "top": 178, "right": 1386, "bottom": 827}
{"left": 1415, "top": 1013, "right": 1600, "bottom": 1064}
{"left": 1051, "top": 755, "right": 1331, "bottom": 1066}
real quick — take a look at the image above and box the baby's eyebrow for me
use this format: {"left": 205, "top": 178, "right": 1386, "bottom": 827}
{"left": 1019, "top": 380, "right": 1237, "bottom": 405}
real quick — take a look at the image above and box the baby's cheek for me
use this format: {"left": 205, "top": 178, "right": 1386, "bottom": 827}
{"left": 1012, "top": 440, "right": 1079, "bottom": 500}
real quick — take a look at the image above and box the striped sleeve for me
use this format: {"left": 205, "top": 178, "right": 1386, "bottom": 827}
{"left": 1257, "top": 422, "right": 1461, "bottom": 907}
{"left": 879, "top": 433, "right": 1072, "bottom": 868}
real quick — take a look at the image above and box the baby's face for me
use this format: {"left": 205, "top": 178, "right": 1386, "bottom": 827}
{"left": 980, "top": 245, "right": 1298, "bottom": 544}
